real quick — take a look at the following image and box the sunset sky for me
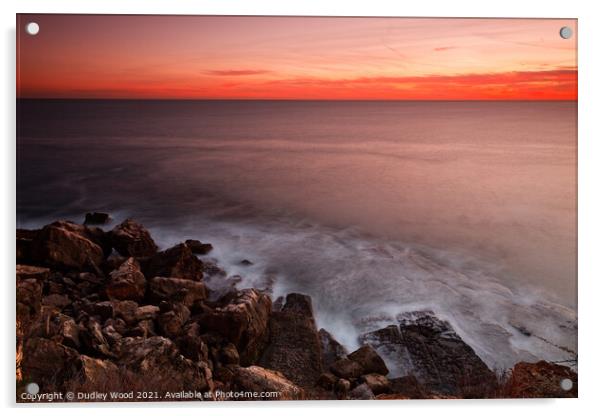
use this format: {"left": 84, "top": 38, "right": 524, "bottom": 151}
{"left": 16, "top": 15, "right": 577, "bottom": 100}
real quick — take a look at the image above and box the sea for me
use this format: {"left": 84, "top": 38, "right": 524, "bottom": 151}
{"left": 17, "top": 99, "right": 577, "bottom": 374}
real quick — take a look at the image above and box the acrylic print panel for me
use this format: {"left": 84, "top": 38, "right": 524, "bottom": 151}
{"left": 16, "top": 14, "right": 577, "bottom": 402}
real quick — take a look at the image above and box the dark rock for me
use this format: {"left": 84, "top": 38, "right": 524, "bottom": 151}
{"left": 334, "top": 378, "right": 351, "bottom": 399}
{"left": 148, "top": 276, "right": 207, "bottom": 307}
{"left": 330, "top": 358, "right": 363, "bottom": 379}
{"left": 175, "top": 322, "right": 209, "bottom": 362}
{"left": 185, "top": 239, "right": 213, "bottom": 255}
{"left": 220, "top": 343, "right": 240, "bottom": 365}
{"left": 115, "top": 336, "right": 209, "bottom": 392}
{"left": 363, "top": 311, "right": 496, "bottom": 396}
{"left": 75, "top": 354, "right": 120, "bottom": 386}
{"left": 231, "top": 366, "right": 305, "bottom": 400}
{"left": 504, "top": 361, "right": 577, "bottom": 398}
{"left": 84, "top": 212, "right": 111, "bottom": 225}
{"left": 110, "top": 219, "right": 158, "bottom": 257}
{"left": 16, "top": 264, "right": 50, "bottom": 281}
{"left": 316, "top": 372, "right": 338, "bottom": 390}
{"left": 31, "top": 221, "right": 105, "bottom": 270}
{"left": 21, "top": 337, "right": 79, "bottom": 386}
{"left": 259, "top": 293, "right": 323, "bottom": 388}
{"left": 135, "top": 305, "right": 160, "bottom": 321}
{"left": 16, "top": 278, "right": 42, "bottom": 339}
{"left": 349, "top": 383, "right": 375, "bottom": 400}
{"left": 319, "top": 328, "right": 348, "bottom": 368}
{"left": 42, "top": 293, "right": 71, "bottom": 309}
{"left": 156, "top": 303, "right": 190, "bottom": 338}
{"left": 110, "top": 300, "right": 139, "bottom": 325}
{"left": 360, "top": 373, "right": 391, "bottom": 395}
{"left": 200, "top": 288, "right": 271, "bottom": 366}
{"left": 388, "top": 375, "right": 430, "bottom": 399}
{"left": 106, "top": 257, "right": 146, "bottom": 302}
{"left": 144, "top": 243, "right": 204, "bottom": 281}
{"left": 348, "top": 345, "right": 389, "bottom": 376}
{"left": 239, "top": 259, "right": 253, "bottom": 266}
{"left": 127, "top": 319, "right": 156, "bottom": 338}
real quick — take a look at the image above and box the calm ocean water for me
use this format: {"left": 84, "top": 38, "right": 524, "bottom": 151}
{"left": 17, "top": 99, "right": 577, "bottom": 372}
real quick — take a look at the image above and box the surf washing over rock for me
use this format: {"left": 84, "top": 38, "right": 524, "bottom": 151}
{"left": 17, "top": 215, "right": 577, "bottom": 401}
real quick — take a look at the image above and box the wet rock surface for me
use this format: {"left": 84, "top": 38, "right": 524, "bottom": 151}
{"left": 16, "top": 218, "right": 577, "bottom": 401}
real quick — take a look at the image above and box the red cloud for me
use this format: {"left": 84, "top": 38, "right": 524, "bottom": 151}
{"left": 206, "top": 69, "right": 271, "bottom": 76}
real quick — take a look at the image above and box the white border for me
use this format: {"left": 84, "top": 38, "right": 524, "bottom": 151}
{"left": 2, "top": 1, "right": 601, "bottom": 415}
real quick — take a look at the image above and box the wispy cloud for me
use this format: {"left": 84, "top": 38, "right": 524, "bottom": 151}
{"left": 206, "top": 69, "right": 271, "bottom": 76}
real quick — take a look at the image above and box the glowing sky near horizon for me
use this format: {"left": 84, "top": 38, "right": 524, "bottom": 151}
{"left": 17, "top": 15, "right": 577, "bottom": 100}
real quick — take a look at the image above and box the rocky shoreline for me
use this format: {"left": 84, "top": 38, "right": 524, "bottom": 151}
{"left": 16, "top": 216, "right": 577, "bottom": 401}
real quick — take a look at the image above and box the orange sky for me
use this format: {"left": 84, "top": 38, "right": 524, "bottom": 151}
{"left": 16, "top": 15, "right": 577, "bottom": 100}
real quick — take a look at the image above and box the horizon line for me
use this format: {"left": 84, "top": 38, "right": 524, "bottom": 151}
{"left": 16, "top": 97, "right": 578, "bottom": 102}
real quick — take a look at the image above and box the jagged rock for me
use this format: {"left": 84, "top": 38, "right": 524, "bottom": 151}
{"left": 175, "top": 322, "right": 209, "bottom": 362}
{"left": 116, "top": 336, "right": 209, "bottom": 392}
{"left": 127, "top": 319, "right": 156, "bottom": 338}
{"left": 362, "top": 311, "right": 496, "bottom": 396}
{"left": 239, "top": 259, "right": 253, "bottom": 266}
{"left": 88, "top": 301, "right": 114, "bottom": 321}
{"left": 388, "top": 375, "right": 430, "bottom": 399}
{"left": 259, "top": 293, "right": 323, "bottom": 387}
{"left": 84, "top": 212, "right": 111, "bottom": 225}
{"left": 360, "top": 373, "right": 390, "bottom": 395}
{"left": 504, "top": 361, "right": 577, "bottom": 398}
{"left": 157, "top": 303, "right": 190, "bottom": 338}
{"left": 319, "top": 328, "right": 348, "bottom": 368}
{"left": 21, "top": 337, "right": 79, "bottom": 386}
{"left": 330, "top": 358, "right": 363, "bottom": 379}
{"left": 81, "top": 318, "right": 112, "bottom": 357}
{"left": 220, "top": 343, "right": 240, "bottom": 365}
{"left": 16, "top": 264, "right": 50, "bottom": 281}
{"left": 144, "top": 243, "right": 204, "bottom": 281}
{"left": 185, "top": 239, "right": 213, "bottom": 255}
{"left": 348, "top": 345, "right": 388, "bottom": 376}
{"left": 316, "top": 372, "right": 338, "bottom": 390}
{"left": 349, "top": 383, "right": 375, "bottom": 400}
{"left": 110, "top": 219, "right": 158, "bottom": 257}
{"left": 31, "top": 221, "right": 105, "bottom": 270}
{"left": 106, "top": 257, "right": 146, "bottom": 302}
{"left": 231, "top": 366, "right": 305, "bottom": 400}
{"left": 135, "top": 305, "right": 160, "bottom": 321}
{"left": 200, "top": 289, "right": 271, "bottom": 366}
{"left": 110, "top": 300, "right": 139, "bottom": 325}
{"left": 334, "top": 378, "right": 351, "bottom": 399}
{"left": 42, "top": 293, "right": 71, "bottom": 309}
{"left": 148, "top": 277, "right": 207, "bottom": 307}
{"left": 75, "top": 355, "right": 120, "bottom": 386}
{"left": 16, "top": 278, "right": 42, "bottom": 338}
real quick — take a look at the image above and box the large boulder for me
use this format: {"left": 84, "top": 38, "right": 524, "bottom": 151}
{"left": 231, "top": 366, "right": 305, "bottom": 400}
{"left": 148, "top": 277, "right": 207, "bottom": 307}
{"left": 30, "top": 221, "right": 105, "bottom": 270}
{"left": 21, "top": 337, "right": 79, "bottom": 387}
{"left": 185, "top": 239, "right": 213, "bottom": 255}
{"left": 259, "top": 293, "right": 323, "bottom": 387}
{"left": 106, "top": 257, "right": 146, "bottom": 302}
{"left": 348, "top": 345, "right": 389, "bottom": 376}
{"left": 362, "top": 311, "right": 496, "bottom": 396}
{"left": 504, "top": 361, "right": 577, "bottom": 398}
{"left": 110, "top": 219, "right": 158, "bottom": 258}
{"left": 330, "top": 357, "right": 364, "bottom": 379}
{"left": 144, "top": 243, "right": 204, "bottom": 281}
{"left": 115, "top": 336, "right": 210, "bottom": 392}
{"left": 200, "top": 289, "right": 271, "bottom": 366}
{"left": 84, "top": 212, "right": 111, "bottom": 225}
{"left": 74, "top": 355, "right": 120, "bottom": 387}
